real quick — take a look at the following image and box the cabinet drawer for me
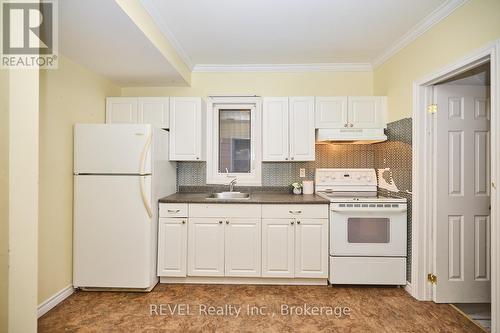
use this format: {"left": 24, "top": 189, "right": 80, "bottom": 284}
{"left": 262, "top": 204, "right": 328, "bottom": 219}
{"left": 159, "top": 203, "right": 188, "bottom": 217}
{"left": 189, "top": 204, "right": 261, "bottom": 218}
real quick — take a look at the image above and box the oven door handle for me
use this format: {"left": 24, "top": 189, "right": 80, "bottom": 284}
{"left": 331, "top": 207, "right": 407, "bottom": 213}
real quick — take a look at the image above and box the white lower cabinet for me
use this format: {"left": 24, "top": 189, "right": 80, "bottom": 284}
{"left": 158, "top": 203, "right": 329, "bottom": 283}
{"left": 225, "top": 219, "right": 261, "bottom": 277}
{"left": 157, "top": 218, "right": 187, "bottom": 277}
{"left": 262, "top": 218, "right": 328, "bottom": 278}
{"left": 188, "top": 218, "right": 225, "bottom": 277}
{"left": 295, "top": 219, "right": 328, "bottom": 278}
{"left": 262, "top": 219, "right": 295, "bottom": 277}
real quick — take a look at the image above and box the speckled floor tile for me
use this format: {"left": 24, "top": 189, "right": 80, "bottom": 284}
{"left": 38, "top": 284, "right": 481, "bottom": 332}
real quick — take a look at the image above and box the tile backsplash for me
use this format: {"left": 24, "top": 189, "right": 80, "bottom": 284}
{"left": 177, "top": 144, "right": 375, "bottom": 187}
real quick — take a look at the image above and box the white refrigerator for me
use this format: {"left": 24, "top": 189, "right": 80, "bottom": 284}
{"left": 73, "top": 124, "right": 176, "bottom": 290}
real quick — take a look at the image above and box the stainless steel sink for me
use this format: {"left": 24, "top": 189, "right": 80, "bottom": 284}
{"left": 207, "top": 192, "right": 250, "bottom": 200}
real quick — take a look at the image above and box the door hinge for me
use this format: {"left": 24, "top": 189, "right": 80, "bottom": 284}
{"left": 427, "top": 273, "right": 437, "bottom": 284}
{"left": 427, "top": 104, "right": 438, "bottom": 114}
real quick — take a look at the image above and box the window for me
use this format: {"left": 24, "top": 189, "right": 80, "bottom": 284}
{"left": 219, "top": 109, "right": 251, "bottom": 173}
{"left": 207, "top": 97, "right": 262, "bottom": 185}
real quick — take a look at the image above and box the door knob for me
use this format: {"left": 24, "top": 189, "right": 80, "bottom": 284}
{"left": 219, "top": 220, "right": 223, "bottom": 224}
{"left": 297, "top": 221, "right": 301, "bottom": 224}
{"left": 344, "top": 123, "right": 348, "bottom": 128}
{"left": 226, "top": 220, "right": 229, "bottom": 224}
{"left": 349, "top": 123, "right": 354, "bottom": 128}
{"left": 182, "top": 220, "right": 186, "bottom": 224}
{"left": 290, "top": 221, "right": 295, "bottom": 225}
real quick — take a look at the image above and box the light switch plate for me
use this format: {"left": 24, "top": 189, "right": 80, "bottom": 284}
{"left": 299, "top": 168, "right": 306, "bottom": 178}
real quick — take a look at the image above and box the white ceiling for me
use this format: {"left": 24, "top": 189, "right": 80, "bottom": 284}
{"left": 59, "top": 0, "right": 187, "bottom": 86}
{"left": 140, "top": 0, "right": 449, "bottom": 66}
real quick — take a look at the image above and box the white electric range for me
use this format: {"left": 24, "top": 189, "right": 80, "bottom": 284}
{"left": 315, "top": 168, "right": 407, "bottom": 285}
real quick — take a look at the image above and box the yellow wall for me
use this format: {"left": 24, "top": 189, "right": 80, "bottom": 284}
{"left": 0, "top": 69, "right": 9, "bottom": 333}
{"left": 38, "top": 55, "right": 120, "bottom": 304}
{"left": 121, "top": 71, "right": 373, "bottom": 97}
{"left": 374, "top": 0, "right": 500, "bottom": 122}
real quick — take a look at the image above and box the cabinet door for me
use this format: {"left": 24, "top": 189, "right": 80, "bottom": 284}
{"left": 169, "top": 97, "right": 203, "bottom": 161}
{"left": 289, "top": 97, "right": 315, "bottom": 161}
{"left": 139, "top": 97, "right": 169, "bottom": 129}
{"left": 262, "top": 219, "right": 295, "bottom": 277}
{"left": 224, "top": 218, "right": 261, "bottom": 277}
{"left": 315, "top": 97, "right": 348, "bottom": 128}
{"left": 158, "top": 218, "right": 187, "bottom": 277}
{"left": 188, "top": 218, "right": 224, "bottom": 276}
{"left": 348, "top": 96, "right": 386, "bottom": 129}
{"left": 295, "top": 219, "right": 328, "bottom": 278}
{"left": 262, "top": 97, "right": 289, "bottom": 161}
{"left": 106, "top": 97, "right": 138, "bottom": 124}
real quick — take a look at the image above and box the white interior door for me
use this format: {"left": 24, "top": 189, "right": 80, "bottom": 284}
{"left": 434, "top": 85, "right": 491, "bottom": 303}
{"left": 224, "top": 218, "right": 261, "bottom": 277}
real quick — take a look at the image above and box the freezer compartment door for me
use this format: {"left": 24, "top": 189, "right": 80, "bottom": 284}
{"left": 74, "top": 124, "right": 152, "bottom": 174}
{"left": 73, "top": 175, "right": 154, "bottom": 289}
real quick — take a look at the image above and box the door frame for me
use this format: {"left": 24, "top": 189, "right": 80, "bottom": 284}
{"left": 412, "top": 39, "right": 500, "bottom": 330}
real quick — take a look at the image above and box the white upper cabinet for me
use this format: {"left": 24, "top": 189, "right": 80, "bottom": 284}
{"left": 106, "top": 97, "right": 138, "bottom": 124}
{"left": 289, "top": 97, "right": 315, "bottom": 161}
{"left": 315, "top": 96, "right": 387, "bottom": 129}
{"left": 106, "top": 97, "right": 169, "bottom": 128}
{"left": 315, "top": 97, "right": 348, "bottom": 128}
{"left": 262, "top": 96, "right": 315, "bottom": 162}
{"left": 262, "top": 97, "right": 289, "bottom": 161}
{"left": 169, "top": 97, "right": 206, "bottom": 161}
{"left": 348, "top": 96, "right": 386, "bottom": 129}
{"left": 138, "top": 97, "right": 169, "bottom": 128}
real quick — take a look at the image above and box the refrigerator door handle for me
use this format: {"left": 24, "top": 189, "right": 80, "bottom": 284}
{"left": 139, "top": 132, "right": 152, "bottom": 175}
{"left": 140, "top": 176, "right": 153, "bottom": 218}
{"left": 139, "top": 133, "right": 153, "bottom": 218}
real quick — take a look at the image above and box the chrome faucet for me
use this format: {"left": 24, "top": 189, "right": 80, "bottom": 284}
{"left": 228, "top": 178, "right": 237, "bottom": 192}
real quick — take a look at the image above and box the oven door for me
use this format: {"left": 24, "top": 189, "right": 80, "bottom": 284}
{"left": 330, "top": 202, "right": 407, "bottom": 257}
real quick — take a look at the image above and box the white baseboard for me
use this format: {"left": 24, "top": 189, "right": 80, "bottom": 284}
{"left": 404, "top": 281, "right": 412, "bottom": 295}
{"left": 38, "top": 285, "right": 74, "bottom": 318}
{"left": 160, "top": 276, "right": 328, "bottom": 285}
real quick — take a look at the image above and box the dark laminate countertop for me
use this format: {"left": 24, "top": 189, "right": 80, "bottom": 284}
{"left": 159, "top": 192, "right": 329, "bottom": 204}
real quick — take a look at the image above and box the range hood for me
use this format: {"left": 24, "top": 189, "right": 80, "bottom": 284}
{"left": 315, "top": 128, "right": 387, "bottom": 144}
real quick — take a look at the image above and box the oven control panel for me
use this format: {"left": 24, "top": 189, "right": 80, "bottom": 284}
{"left": 315, "top": 168, "right": 377, "bottom": 187}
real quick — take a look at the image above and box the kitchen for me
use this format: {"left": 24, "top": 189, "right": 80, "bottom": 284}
{"left": 1, "top": 0, "right": 499, "bottom": 332}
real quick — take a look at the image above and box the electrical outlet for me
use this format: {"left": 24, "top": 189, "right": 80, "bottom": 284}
{"left": 299, "top": 168, "right": 306, "bottom": 178}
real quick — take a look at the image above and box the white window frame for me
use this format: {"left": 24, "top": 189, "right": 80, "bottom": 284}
{"left": 206, "top": 97, "right": 262, "bottom": 186}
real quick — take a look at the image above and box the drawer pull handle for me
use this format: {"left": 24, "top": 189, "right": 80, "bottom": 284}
{"left": 290, "top": 221, "right": 295, "bottom": 225}
{"left": 167, "top": 209, "right": 180, "bottom": 213}
{"left": 289, "top": 210, "right": 302, "bottom": 214}
{"left": 297, "top": 221, "right": 301, "bottom": 224}
{"left": 219, "top": 221, "right": 223, "bottom": 224}
{"left": 226, "top": 220, "right": 229, "bottom": 224}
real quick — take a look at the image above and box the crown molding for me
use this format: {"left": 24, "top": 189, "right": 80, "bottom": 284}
{"left": 192, "top": 63, "right": 372, "bottom": 73}
{"left": 139, "top": 0, "right": 194, "bottom": 70}
{"left": 372, "top": 0, "right": 468, "bottom": 68}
